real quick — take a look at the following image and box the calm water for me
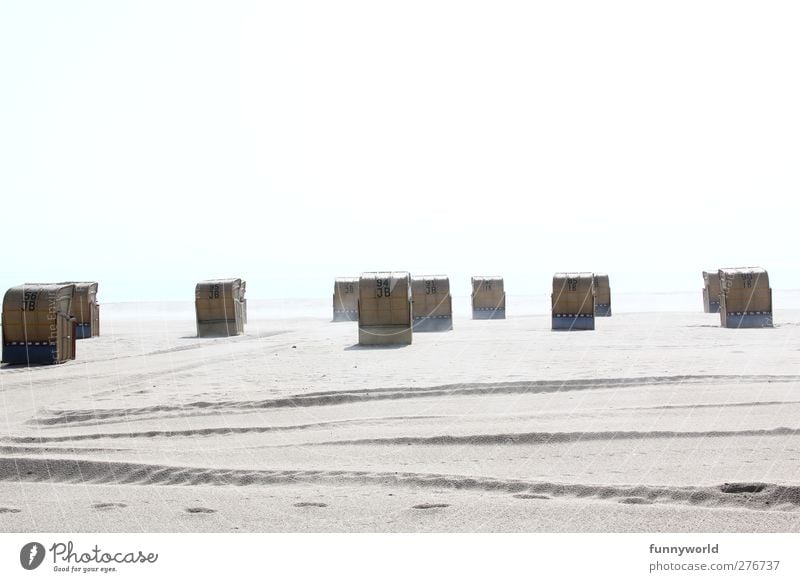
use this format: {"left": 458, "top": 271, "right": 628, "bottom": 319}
{"left": 101, "top": 290, "right": 800, "bottom": 321}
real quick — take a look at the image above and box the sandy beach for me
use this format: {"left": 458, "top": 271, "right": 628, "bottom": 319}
{"left": 2, "top": 297, "right": 799, "bottom": 532}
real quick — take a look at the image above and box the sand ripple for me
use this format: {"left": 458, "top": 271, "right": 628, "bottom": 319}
{"left": 29, "top": 374, "right": 800, "bottom": 427}
{"left": 0, "top": 456, "right": 798, "bottom": 512}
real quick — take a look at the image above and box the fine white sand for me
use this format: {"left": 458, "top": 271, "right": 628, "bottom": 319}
{"left": 1, "top": 298, "right": 800, "bottom": 532}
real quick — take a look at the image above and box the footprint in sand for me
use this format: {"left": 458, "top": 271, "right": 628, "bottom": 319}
{"left": 721, "top": 482, "right": 766, "bottom": 494}
{"left": 92, "top": 503, "right": 127, "bottom": 511}
{"left": 294, "top": 502, "right": 328, "bottom": 508}
{"left": 619, "top": 497, "right": 654, "bottom": 505}
{"left": 412, "top": 503, "right": 450, "bottom": 510}
{"left": 0, "top": 507, "right": 21, "bottom": 514}
{"left": 513, "top": 494, "right": 550, "bottom": 500}
{"left": 186, "top": 507, "right": 217, "bottom": 514}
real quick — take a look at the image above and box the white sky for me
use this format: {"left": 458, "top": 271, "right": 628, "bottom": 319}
{"left": 1, "top": 1, "right": 798, "bottom": 301}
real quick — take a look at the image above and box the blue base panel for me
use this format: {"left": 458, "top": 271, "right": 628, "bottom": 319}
{"left": 2, "top": 344, "right": 58, "bottom": 365}
{"left": 412, "top": 316, "right": 453, "bottom": 332}
{"left": 595, "top": 304, "right": 612, "bottom": 317}
{"left": 708, "top": 301, "right": 720, "bottom": 314}
{"left": 75, "top": 323, "right": 93, "bottom": 339}
{"left": 724, "top": 312, "right": 773, "bottom": 328}
{"left": 332, "top": 310, "right": 358, "bottom": 322}
{"left": 552, "top": 314, "right": 595, "bottom": 330}
{"left": 472, "top": 308, "right": 505, "bottom": 320}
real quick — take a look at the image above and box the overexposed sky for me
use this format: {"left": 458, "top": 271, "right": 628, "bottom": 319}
{"left": 1, "top": 1, "right": 798, "bottom": 301}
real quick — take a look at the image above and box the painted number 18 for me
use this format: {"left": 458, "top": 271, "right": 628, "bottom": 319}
{"left": 376, "top": 279, "right": 391, "bottom": 298}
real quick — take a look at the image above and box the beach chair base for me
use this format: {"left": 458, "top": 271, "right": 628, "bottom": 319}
{"left": 358, "top": 325, "right": 412, "bottom": 345}
{"left": 197, "top": 320, "right": 243, "bottom": 337}
{"left": 2, "top": 343, "right": 60, "bottom": 365}
{"left": 723, "top": 312, "right": 773, "bottom": 328}
{"left": 75, "top": 323, "right": 94, "bottom": 339}
{"left": 552, "top": 314, "right": 595, "bottom": 330}
{"left": 472, "top": 308, "right": 505, "bottom": 320}
{"left": 412, "top": 316, "right": 453, "bottom": 332}
{"left": 595, "top": 304, "right": 612, "bottom": 317}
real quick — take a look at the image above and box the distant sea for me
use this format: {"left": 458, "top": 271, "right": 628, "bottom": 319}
{"left": 101, "top": 290, "right": 800, "bottom": 321}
